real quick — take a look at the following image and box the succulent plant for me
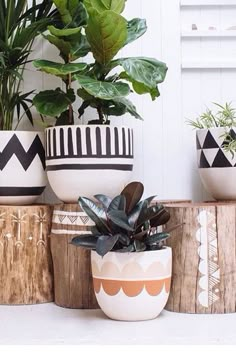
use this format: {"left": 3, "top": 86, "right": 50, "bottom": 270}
{"left": 71, "top": 181, "right": 179, "bottom": 256}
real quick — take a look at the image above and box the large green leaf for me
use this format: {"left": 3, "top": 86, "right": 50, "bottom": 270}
{"left": 85, "top": 9, "right": 127, "bottom": 64}
{"left": 113, "top": 57, "right": 168, "bottom": 89}
{"left": 47, "top": 25, "right": 81, "bottom": 37}
{"left": 69, "top": 33, "right": 91, "bottom": 59}
{"left": 76, "top": 75, "right": 130, "bottom": 100}
{"left": 126, "top": 18, "right": 147, "bottom": 45}
{"left": 78, "top": 197, "right": 110, "bottom": 234}
{"left": 33, "top": 88, "right": 75, "bottom": 117}
{"left": 120, "top": 71, "right": 160, "bottom": 101}
{"left": 111, "top": 97, "right": 142, "bottom": 119}
{"left": 53, "top": 0, "right": 75, "bottom": 24}
{"left": 84, "top": 0, "right": 125, "bottom": 14}
{"left": 53, "top": 0, "right": 88, "bottom": 26}
{"left": 33, "top": 60, "right": 86, "bottom": 76}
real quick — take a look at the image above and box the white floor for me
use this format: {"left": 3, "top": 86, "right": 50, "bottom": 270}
{"left": 0, "top": 303, "right": 235, "bottom": 345}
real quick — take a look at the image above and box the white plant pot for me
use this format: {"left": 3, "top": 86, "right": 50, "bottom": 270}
{"left": 45, "top": 125, "right": 134, "bottom": 202}
{"left": 91, "top": 247, "right": 172, "bottom": 321}
{"left": 0, "top": 131, "right": 47, "bottom": 205}
{"left": 197, "top": 127, "right": 236, "bottom": 200}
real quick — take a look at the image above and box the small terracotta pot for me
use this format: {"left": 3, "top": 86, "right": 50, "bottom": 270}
{"left": 91, "top": 247, "right": 172, "bottom": 321}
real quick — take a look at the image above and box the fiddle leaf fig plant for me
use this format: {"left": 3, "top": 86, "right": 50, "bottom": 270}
{"left": 71, "top": 182, "right": 180, "bottom": 257}
{"left": 33, "top": 0, "right": 168, "bottom": 125}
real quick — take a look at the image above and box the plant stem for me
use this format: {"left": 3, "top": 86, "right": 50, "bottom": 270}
{"left": 97, "top": 106, "right": 105, "bottom": 124}
{"left": 66, "top": 54, "right": 74, "bottom": 125}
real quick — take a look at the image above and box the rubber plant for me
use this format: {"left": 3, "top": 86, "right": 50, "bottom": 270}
{"left": 71, "top": 182, "right": 181, "bottom": 256}
{"left": 33, "top": 0, "right": 168, "bottom": 125}
{"left": 0, "top": 0, "right": 56, "bottom": 130}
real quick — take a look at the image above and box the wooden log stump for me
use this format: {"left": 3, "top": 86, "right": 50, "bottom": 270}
{"left": 50, "top": 203, "right": 99, "bottom": 309}
{"left": 164, "top": 202, "right": 236, "bottom": 314}
{"left": 0, "top": 204, "right": 53, "bottom": 304}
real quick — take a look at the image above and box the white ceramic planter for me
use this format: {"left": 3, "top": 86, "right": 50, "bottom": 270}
{"left": 197, "top": 127, "right": 236, "bottom": 200}
{"left": 91, "top": 248, "right": 172, "bottom": 321}
{"left": 45, "top": 125, "right": 134, "bottom": 202}
{"left": 0, "top": 131, "right": 47, "bottom": 205}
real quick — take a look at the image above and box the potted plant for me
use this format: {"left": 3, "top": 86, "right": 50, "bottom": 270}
{"left": 71, "top": 181, "right": 180, "bottom": 321}
{"left": 187, "top": 102, "right": 236, "bottom": 200}
{"left": 0, "top": 0, "right": 56, "bottom": 204}
{"left": 32, "top": 0, "right": 168, "bottom": 202}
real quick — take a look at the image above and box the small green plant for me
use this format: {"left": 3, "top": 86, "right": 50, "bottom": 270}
{"left": 71, "top": 182, "right": 180, "bottom": 257}
{"left": 186, "top": 102, "right": 236, "bottom": 129}
{"left": 187, "top": 102, "right": 236, "bottom": 156}
{"left": 33, "top": 0, "right": 168, "bottom": 126}
{"left": 0, "top": 0, "right": 56, "bottom": 130}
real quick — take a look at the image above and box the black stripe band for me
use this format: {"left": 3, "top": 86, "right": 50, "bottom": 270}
{"left": 47, "top": 164, "right": 133, "bottom": 171}
{"left": 0, "top": 186, "right": 45, "bottom": 196}
{"left": 46, "top": 154, "right": 134, "bottom": 160}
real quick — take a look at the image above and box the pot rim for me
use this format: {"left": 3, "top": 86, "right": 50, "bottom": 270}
{"left": 45, "top": 124, "right": 132, "bottom": 131}
{"left": 91, "top": 246, "right": 171, "bottom": 257}
{"left": 196, "top": 126, "right": 234, "bottom": 133}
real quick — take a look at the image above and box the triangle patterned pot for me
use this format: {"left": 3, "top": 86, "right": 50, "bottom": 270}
{"left": 0, "top": 131, "right": 47, "bottom": 205}
{"left": 196, "top": 127, "right": 236, "bottom": 200}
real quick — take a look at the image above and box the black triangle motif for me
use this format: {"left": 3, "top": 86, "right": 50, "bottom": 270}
{"left": 67, "top": 216, "right": 78, "bottom": 224}
{"left": 203, "top": 131, "right": 219, "bottom": 149}
{"left": 200, "top": 151, "right": 210, "bottom": 168}
{"left": 80, "top": 216, "right": 89, "bottom": 225}
{"left": 58, "top": 215, "right": 66, "bottom": 223}
{"left": 196, "top": 135, "right": 201, "bottom": 150}
{"left": 212, "top": 149, "right": 232, "bottom": 168}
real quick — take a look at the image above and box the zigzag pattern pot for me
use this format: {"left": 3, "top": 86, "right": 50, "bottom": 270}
{"left": 46, "top": 125, "right": 134, "bottom": 202}
{"left": 0, "top": 131, "right": 46, "bottom": 205}
{"left": 197, "top": 127, "right": 236, "bottom": 200}
{"left": 91, "top": 248, "right": 172, "bottom": 321}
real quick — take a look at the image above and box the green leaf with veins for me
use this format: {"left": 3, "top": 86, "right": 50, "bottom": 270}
{"left": 47, "top": 25, "right": 81, "bottom": 37}
{"left": 34, "top": 60, "right": 87, "bottom": 77}
{"left": 33, "top": 88, "right": 75, "bottom": 117}
{"left": 125, "top": 18, "right": 147, "bottom": 45}
{"left": 76, "top": 75, "right": 130, "bottom": 100}
{"left": 85, "top": 9, "right": 127, "bottom": 64}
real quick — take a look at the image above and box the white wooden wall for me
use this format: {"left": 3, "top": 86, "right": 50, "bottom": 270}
{"left": 23, "top": 0, "right": 236, "bottom": 202}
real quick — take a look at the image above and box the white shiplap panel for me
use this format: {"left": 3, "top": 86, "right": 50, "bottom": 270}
{"left": 161, "top": 0, "right": 185, "bottom": 199}
{"left": 141, "top": 0, "right": 164, "bottom": 199}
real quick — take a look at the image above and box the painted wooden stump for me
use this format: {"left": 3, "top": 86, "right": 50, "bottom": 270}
{"left": 50, "top": 203, "right": 99, "bottom": 309}
{"left": 0, "top": 204, "right": 53, "bottom": 304}
{"left": 164, "top": 202, "right": 236, "bottom": 314}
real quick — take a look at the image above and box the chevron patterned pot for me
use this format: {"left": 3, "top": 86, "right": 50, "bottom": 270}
{"left": 91, "top": 248, "right": 172, "bottom": 321}
{"left": 45, "top": 125, "right": 134, "bottom": 202}
{"left": 197, "top": 127, "right": 236, "bottom": 200}
{"left": 0, "top": 131, "right": 47, "bottom": 205}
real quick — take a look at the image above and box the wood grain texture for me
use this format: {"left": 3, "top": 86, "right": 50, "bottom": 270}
{"left": 50, "top": 203, "right": 99, "bottom": 309}
{"left": 0, "top": 204, "right": 53, "bottom": 304}
{"left": 165, "top": 202, "right": 236, "bottom": 314}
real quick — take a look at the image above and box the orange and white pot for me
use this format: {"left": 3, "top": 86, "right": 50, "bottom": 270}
{"left": 91, "top": 247, "right": 172, "bottom": 321}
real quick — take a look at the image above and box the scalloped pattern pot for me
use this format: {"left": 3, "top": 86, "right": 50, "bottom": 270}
{"left": 91, "top": 248, "right": 172, "bottom": 321}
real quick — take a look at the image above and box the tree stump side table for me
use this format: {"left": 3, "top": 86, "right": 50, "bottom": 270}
{"left": 164, "top": 202, "right": 236, "bottom": 314}
{"left": 0, "top": 204, "right": 54, "bottom": 304}
{"left": 50, "top": 203, "right": 99, "bottom": 309}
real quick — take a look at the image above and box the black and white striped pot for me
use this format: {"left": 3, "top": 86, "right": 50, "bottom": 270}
{"left": 197, "top": 127, "right": 236, "bottom": 200}
{"left": 0, "top": 131, "right": 47, "bottom": 205}
{"left": 45, "top": 125, "right": 134, "bottom": 202}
